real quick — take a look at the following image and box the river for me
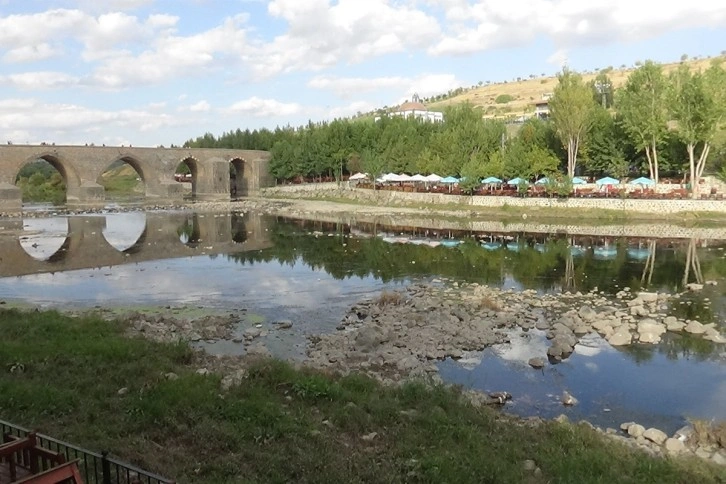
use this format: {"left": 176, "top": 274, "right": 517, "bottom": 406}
{"left": 1, "top": 207, "right": 724, "bottom": 434}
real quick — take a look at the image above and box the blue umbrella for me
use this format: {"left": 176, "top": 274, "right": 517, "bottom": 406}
{"left": 571, "top": 177, "right": 587, "bottom": 185}
{"left": 596, "top": 176, "right": 620, "bottom": 186}
{"left": 440, "top": 176, "right": 460, "bottom": 183}
{"left": 441, "top": 240, "right": 462, "bottom": 248}
{"left": 535, "top": 177, "right": 549, "bottom": 185}
{"left": 481, "top": 176, "right": 503, "bottom": 184}
{"left": 629, "top": 176, "right": 655, "bottom": 186}
{"left": 507, "top": 177, "right": 527, "bottom": 186}
{"left": 593, "top": 247, "right": 618, "bottom": 259}
{"left": 569, "top": 246, "right": 585, "bottom": 257}
{"left": 627, "top": 248, "right": 652, "bottom": 260}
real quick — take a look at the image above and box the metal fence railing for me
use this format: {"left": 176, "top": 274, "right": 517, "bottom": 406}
{"left": 0, "top": 419, "right": 174, "bottom": 484}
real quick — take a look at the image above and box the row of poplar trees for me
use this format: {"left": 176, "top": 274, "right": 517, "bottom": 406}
{"left": 185, "top": 59, "right": 726, "bottom": 198}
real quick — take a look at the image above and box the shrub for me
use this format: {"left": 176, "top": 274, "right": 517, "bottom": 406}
{"left": 495, "top": 94, "right": 514, "bottom": 104}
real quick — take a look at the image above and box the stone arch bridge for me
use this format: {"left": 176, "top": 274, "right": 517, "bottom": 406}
{"left": 0, "top": 145, "right": 272, "bottom": 210}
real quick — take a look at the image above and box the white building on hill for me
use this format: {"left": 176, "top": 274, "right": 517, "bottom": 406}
{"left": 376, "top": 94, "right": 444, "bottom": 122}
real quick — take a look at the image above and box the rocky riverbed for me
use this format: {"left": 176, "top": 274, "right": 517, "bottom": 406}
{"left": 305, "top": 281, "right": 725, "bottom": 384}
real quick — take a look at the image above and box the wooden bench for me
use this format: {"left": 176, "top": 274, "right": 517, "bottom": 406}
{"left": 1, "top": 433, "right": 67, "bottom": 482}
{"left": 15, "top": 460, "right": 83, "bottom": 484}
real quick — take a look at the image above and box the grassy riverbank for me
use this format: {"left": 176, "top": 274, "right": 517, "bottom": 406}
{"left": 1, "top": 308, "right": 723, "bottom": 483}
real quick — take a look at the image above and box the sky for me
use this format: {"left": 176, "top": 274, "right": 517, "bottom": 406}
{"left": 1, "top": 0, "right": 725, "bottom": 148}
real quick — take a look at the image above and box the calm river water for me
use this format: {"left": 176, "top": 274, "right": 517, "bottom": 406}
{"left": 1, "top": 208, "right": 724, "bottom": 434}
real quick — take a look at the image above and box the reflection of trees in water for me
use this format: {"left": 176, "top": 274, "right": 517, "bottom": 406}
{"left": 657, "top": 333, "right": 717, "bottom": 362}
{"left": 641, "top": 240, "right": 656, "bottom": 287}
{"left": 226, "top": 219, "right": 726, "bottom": 294}
{"left": 619, "top": 344, "right": 656, "bottom": 364}
{"left": 683, "top": 238, "right": 704, "bottom": 286}
{"left": 618, "top": 333, "right": 718, "bottom": 362}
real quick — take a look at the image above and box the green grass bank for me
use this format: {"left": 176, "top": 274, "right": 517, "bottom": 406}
{"left": 0, "top": 308, "right": 723, "bottom": 483}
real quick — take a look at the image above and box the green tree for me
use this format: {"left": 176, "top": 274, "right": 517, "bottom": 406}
{"left": 583, "top": 108, "right": 631, "bottom": 177}
{"left": 361, "top": 149, "right": 387, "bottom": 190}
{"left": 549, "top": 68, "right": 596, "bottom": 177}
{"left": 526, "top": 146, "right": 560, "bottom": 180}
{"left": 669, "top": 61, "right": 726, "bottom": 197}
{"left": 459, "top": 158, "right": 485, "bottom": 194}
{"left": 590, "top": 72, "right": 614, "bottom": 109}
{"left": 616, "top": 61, "right": 668, "bottom": 183}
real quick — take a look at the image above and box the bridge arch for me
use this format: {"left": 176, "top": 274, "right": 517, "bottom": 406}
{"left": 229, "top": 157, "right": 249, "bottom": 198}
{"left": 176, "top": 156, "right": 199, "bottom": 198}
{"left": 14, "top": 153, "right": 81, "bottom": 204}
{"left": 98, "top": 156, "right": 147, "bottom": 200}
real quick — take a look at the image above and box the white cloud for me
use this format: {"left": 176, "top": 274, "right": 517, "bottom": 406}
{"left": 187, "top": 100, "right": 211, "bottom": 112}
{"left": 547, "top": 49, "right": 568, "bottom": 68}
{"left": 309, "top": 73, "right": 462, "bottom": 103}
{"left": 222, "top": 97, "right": 302, "bottom": 117}
{"left": 326, "top": 100, "right": 378, "bottom": 119}
{"left": 72, "top": 0, "right": 154, "bottom": 11}
{"left": 250, "top": 0, "right": 441, "bottom": 79}
{"left": 429, "top": 0, "right": 726, "bottom": 56}
{"left": 3, "top": 43, "right": 59, "bottom": 63}
{"left": 0, "top": 72, "right": 80, "bottom": 90}
{"left": 0, "top": 9, "right": 89, "bottom": 63}
{"left": 403, "top": 73, "right": 461, "bottom": 99}
{"left": 308, "top": 75, "right": 411, "bottom": 98}
{"left": 0, "top": 98, "right": 187, "bottom": 144}
{"left": 88, "top": 14, "right": 249, "bottom": 88}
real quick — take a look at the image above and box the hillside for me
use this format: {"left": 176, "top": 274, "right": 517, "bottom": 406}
{"left": 419, "top": 56, "right": 722, "bottom": 120}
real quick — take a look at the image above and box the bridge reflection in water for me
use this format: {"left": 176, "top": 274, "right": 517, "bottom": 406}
{"left": 0, "top": 211, "right": 271, "bottom": 278}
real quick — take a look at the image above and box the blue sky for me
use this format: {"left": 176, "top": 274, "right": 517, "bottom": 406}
{"left": 1, "top": 0, "right": 725, "bottom": 147}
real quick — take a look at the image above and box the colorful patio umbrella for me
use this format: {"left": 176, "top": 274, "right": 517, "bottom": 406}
{"left": 481, "top": 176, "right": 503, "bottom": 184}
{"left": 535, "top": 177, "right": 549, "bottom": 185}
{"left": 507, "top": 177, "right": 527, "bottom": 186}
{"left": 595, "top": 176, "right": 620, "bottom": 185}
{"left": 629, "top": 176, "right": 655, "bottom": 186}
{"left": 440, "top": 176, "right": 460, "bottom": 183}
{"left": 571, "top": 177, "right": 587, "bottom": 185}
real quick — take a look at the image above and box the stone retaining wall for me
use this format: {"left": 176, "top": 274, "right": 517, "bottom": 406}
{"left": 261, "top": 184, "right": 726, "bottom": 239}
{"left": 262, "top": 184, "right": 726, "bottom": 214}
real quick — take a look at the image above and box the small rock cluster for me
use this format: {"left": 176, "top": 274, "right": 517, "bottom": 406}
{"left": 604, "top": 421, "right": 726, "bottom": 466}
{"left": 125, "top": 312, "right": 239, "bottom": 343}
